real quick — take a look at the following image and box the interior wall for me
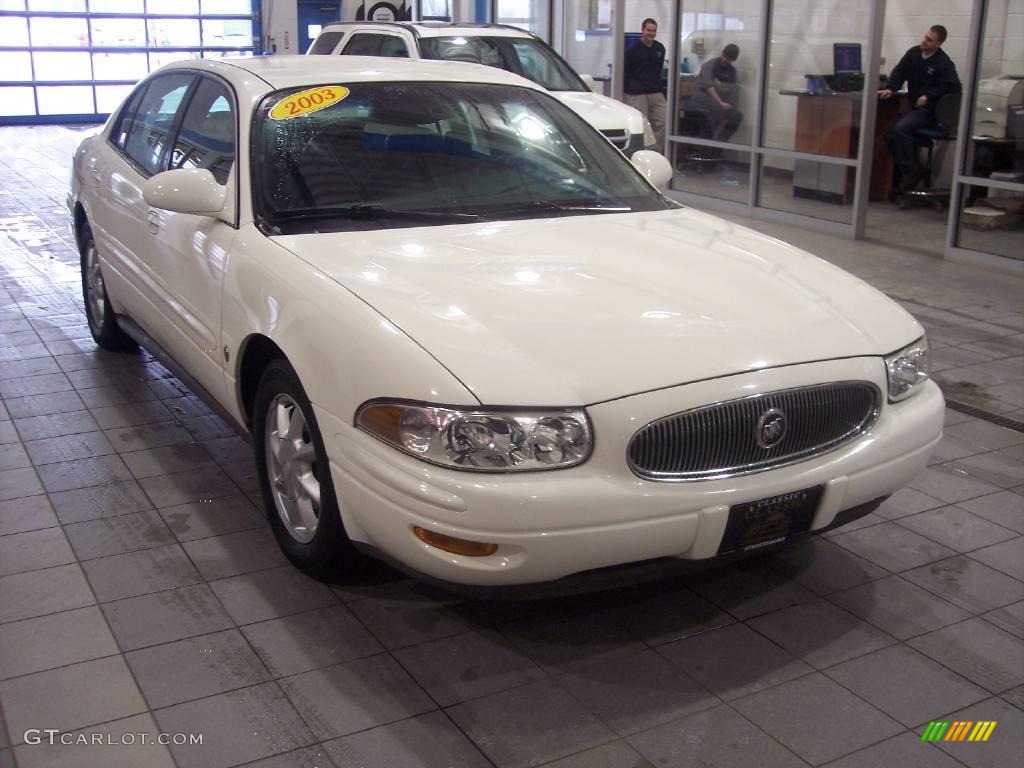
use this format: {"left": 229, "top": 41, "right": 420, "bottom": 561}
{"left": 261, "top": 0, "right": 299, "bottom": 54}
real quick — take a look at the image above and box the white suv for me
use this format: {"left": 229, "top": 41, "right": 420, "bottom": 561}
{"left": 308, "top": 21, "right": 655, "bottom": 154}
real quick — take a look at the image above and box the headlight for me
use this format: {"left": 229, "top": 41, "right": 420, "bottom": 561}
{"left": 643, "top": 120, "right": 657, "bottom": 147}
{"left": 356, "top": 402, "right": 592, "bottom": 471}
{"left": 885, "top": 337, "right": 930, "bottom": 402}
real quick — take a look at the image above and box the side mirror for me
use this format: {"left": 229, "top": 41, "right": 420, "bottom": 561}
{"left": 630, "top": 150, "right": 673, "bottom": 191}
{"left": 579, "top": 73, "right": 595, "bottom": 92}
{"left": 142, "top": 168, "right": 227, "bottom": 217}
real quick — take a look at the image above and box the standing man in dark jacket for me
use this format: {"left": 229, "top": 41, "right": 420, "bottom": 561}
{"left": 880, "top": 24, "right": 961, "bottom": 192}
{"left": 624, "top": 18, "right": 666, "bottom": 149}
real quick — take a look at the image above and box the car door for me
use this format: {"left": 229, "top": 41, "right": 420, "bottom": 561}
{"left": 91, "top": 72, "right": 196, "bottom": 330}
{"left": 146, "top": 75, "right": 240, "bottom": 405}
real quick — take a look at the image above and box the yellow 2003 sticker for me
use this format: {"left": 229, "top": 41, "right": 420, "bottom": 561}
{"left": 270, "top": 85, "right": 349, "bottom": 120}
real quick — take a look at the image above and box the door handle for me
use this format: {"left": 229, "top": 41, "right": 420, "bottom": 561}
{"left": 147, "top": 210, "right": 161, "bottom": 235}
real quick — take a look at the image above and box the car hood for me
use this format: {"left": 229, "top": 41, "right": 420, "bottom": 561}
{"left": 271, "top": 208, "right": 921, "bottom": 405}
{"left": 550, "top": 90, "right": 647, "bottom": 135}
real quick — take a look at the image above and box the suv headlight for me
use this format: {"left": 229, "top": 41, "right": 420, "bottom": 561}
{"left": 357, "top": 402, "right": 592, "bottom": 471}
{"left": 885, "top": 337, "right": 929, "bottom": 402}
{"left": 643, "top": 119, "right": 657, "bottom": 147}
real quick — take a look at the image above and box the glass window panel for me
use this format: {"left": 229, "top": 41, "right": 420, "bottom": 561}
{"left": 757, "top": 158, "right": 856, "bottom": 224}
{"left": 0, "top": 86, "right": 35, "bottom": 116}
{"left": 201, "top": 0, "right": 252, "bottom": 13}
{"left": 90, "top": 17, "right": 147, "bottom": 47}
{"left": 497, "top": 0, "right": 549, "bottom": 40}
{"left": 89, "top": 0, "right": 143, "bottom": 11}
{"left": 762, "top": 0, "right": 870, "bottom": 157}
{"left": 169, "top": 77, "right": 235, "bottom": 183}
{"left": 93, "top": 52, "right": 148, "bottom": 80}
{"left": 956, "top": 191, "right": 1024, "bottom": 261}
{"left": 95, "top": 83, "right": 134, "bottom": 113}
{"left": 147, "top": 0, "right": 198, "bottom": 14}
{"left": 36, "top": 84, "right": 93, "bottom": 114}
{"left": 122, "top": 72, "right": 193, "bottom": 173}
{"left": 421, "top": 0, "right": 450, "bottom": 21}
{"left": 0, "top": 17, "right": 31, "bottom": 47}
{"left": 147, "top": 18, "right": 201, "bottom": 47}
{"left": 201, "top": 18, "right": 251, "bottom": 47}
{"left": 963, "top": 7, "right": 1023, "bottom": 178}
{"left": 0, "top": 51, "right": 32, "bottom": 80}
{"left": 676, "top": 1, "right": 758, "bottom": 147}
{"left": 33, "top": 50, "right": 91, "bottom": 80}
{"left": 0, "top": 1, "right": 26, "bottom": 11}
{"left": 29, "top": 0, "right": 85, "bottom": 11}
{"left": 560, "top": 0, "right": 611, "bottom": 87}
{"left": 149, "top": 50, "right": 198, "bottom": 70}
{"left": 669, "top": 141, "right": 752, "bottom": 204}
{"left": 29, "top": 16, "right": 88, "bottom": 47}
{"left": 201, "top": 49, "right": 251, "bottom": 59}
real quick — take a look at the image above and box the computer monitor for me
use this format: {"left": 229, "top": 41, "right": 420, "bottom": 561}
{"left": 834, "top": 43, "right": 862, "bottom": 75}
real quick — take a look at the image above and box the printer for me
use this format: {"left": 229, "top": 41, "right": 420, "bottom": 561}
{"left": 974, "top": 75, "right": 1024, "bottom": 138}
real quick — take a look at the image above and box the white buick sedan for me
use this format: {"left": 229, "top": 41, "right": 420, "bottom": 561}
{"left": 69, "top": 55, "right": 943, "bottom": 588}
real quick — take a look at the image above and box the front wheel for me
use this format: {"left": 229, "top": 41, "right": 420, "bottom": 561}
{"left": 80, "top": 221, "right": 136, "bottom": 351}
{"left": 253, "top": 359, "right": 363, "bottom": 580}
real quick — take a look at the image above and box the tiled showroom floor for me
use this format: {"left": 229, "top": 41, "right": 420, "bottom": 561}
{"left": 0, "top": 125, "right": 1022, "bottom": 768}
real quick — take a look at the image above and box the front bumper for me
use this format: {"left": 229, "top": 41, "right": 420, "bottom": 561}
{"left": 319, "top": 357, "right": 944, "bottom": 586}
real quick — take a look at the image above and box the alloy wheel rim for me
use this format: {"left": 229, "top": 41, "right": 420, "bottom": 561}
{"left": 85, "top": 242, "right": 106, "bottom": 331}
{"left": 265, "top": 393, "right": 321, "bottom": 543}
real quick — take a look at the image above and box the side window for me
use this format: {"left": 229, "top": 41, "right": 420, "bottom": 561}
{"left": 341, "top": 34, "right": 382, "bottom": 56}
{"left": 379, "top": 36, "right": 409, "bottom": 58}
{"left": 168, "top": 78, "right": 236, "bottom": 185}
{"left": 308, "top": 30, "right": 345, "bottom": 54}
{"left": 122, "top": 73, "right": 194, "bottom": 176}
{"left": 111, "top": 84, "right": 147, "bottom": 151}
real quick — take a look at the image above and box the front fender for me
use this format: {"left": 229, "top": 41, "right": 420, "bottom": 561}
{"left": 221, "top": 225, "right": 478, "bottom": 430}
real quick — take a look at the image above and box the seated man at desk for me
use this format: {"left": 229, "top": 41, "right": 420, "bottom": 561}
{"left": 688, "top": 44, "right": 744, "bottom": 144}
{"left": 879, "top": 24, "right": 961, "bottom": 192}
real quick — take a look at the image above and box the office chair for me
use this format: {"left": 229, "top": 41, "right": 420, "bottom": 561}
{"left": 678, "top": 100, "right": 718, "bottom": 171}
{"left": 898, "top": 92, "right": 961, "bottom": 212}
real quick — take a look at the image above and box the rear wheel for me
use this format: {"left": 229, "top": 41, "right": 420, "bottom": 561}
{"left": 253, "top": 358, "right": 363, "bottom": 580}
{"left": 80, "top": 221, "right": 136, "bottom": 351}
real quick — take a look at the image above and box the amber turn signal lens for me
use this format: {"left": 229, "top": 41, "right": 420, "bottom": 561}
{"left": 413, "top": 527, "right": 498, "bottom": 557}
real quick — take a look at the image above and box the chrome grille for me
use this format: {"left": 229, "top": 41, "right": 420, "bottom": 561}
{"left": 628, "top": 382, "right": 881, "bottom": 482}
{"left": 600, "top": 129, "right": 630, "bottom": 148}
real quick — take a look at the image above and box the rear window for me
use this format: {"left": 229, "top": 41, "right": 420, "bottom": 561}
{"left": 308, "top": 30, "right": 344, "bottom": 55}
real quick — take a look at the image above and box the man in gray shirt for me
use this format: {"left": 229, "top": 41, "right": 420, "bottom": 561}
{"left": 688, "top": 44, "right": 743, "bottom": 143}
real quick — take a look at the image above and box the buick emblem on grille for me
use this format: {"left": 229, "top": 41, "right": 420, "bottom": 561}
{"left": 756, "top": 408, "right": 787, "bottom": 449}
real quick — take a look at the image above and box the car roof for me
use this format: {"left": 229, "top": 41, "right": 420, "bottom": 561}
{"left": 320, "top": 21, "right": 534, "bottom": 39}
{"left": 159, "top": 55, "right": 543, "bottom": 93}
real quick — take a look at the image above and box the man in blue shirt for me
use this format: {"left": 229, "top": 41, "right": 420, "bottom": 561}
{"left": 624, "top": 18, "right": 666, "bottom": 149}
{"left": 879, "top": 25, "right": 961, "bottom": 192}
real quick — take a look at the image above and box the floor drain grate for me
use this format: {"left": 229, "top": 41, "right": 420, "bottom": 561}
{"left": 946, "top": 399, "right": 1024, "bottom": 434}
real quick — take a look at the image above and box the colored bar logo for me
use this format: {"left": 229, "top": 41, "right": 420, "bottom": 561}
{"left": 921, "top": 721, "right": 997, "bottom": 742}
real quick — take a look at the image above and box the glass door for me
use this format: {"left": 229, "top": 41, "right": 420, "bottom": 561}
{"left": 494, "top": 0, "right": 550, "bottom": 41}
{"left": 0, "top": 0, "right": 258, "bottom": 124}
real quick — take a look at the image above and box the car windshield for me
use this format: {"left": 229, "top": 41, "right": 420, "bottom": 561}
{"left": 419, "top": 36, "right": 587, "bottom": 92}
{"left": 253, "top": 81, "right": 671, "bottom": 235}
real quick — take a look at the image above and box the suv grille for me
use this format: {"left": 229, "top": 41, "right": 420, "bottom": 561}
{"left": 627, "top": 382, "right": 881, "bottom": 482}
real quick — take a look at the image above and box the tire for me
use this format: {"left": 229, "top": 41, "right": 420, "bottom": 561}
{"left": 79, "top": 221, "right": 136, "bottom": 351}
{"left": 253, "top": 358, "right": 363, "bottom": 580}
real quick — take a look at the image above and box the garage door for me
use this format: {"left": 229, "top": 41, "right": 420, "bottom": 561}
{"left": 0, "top": 1, "right": 258, "bottom": 124}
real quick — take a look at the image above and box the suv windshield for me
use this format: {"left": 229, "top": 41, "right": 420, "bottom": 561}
{"left": 253, "top": 82, "right": 671, "bottom": 235}
{"left": 419, "top": 36, "right": 587, "bottom": 92}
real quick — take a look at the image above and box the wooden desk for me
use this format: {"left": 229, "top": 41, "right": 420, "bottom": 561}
{"left": 781, "top": 90, "right": 907, "bottom": 203}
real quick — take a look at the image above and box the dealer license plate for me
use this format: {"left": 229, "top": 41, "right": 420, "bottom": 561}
{"left": 718, "top": 486, "right": 824, "bottom": 555}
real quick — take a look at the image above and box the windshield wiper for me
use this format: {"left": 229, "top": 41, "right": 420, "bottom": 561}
{"left": 273, "top": 204, "right": 484, "bottom": 223}
{"left": 492, "top": 199, "right": 632, "bottom": 217}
